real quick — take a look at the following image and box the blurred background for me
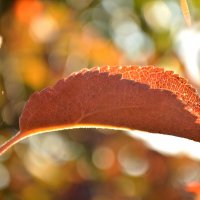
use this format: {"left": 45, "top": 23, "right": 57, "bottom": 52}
{"left": 0, "top": 0, "right": 200, "bottom": 199}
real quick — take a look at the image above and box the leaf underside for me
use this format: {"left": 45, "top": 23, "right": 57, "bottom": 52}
{"left": 0, "top": 65, "right": 200, "bottom": 155}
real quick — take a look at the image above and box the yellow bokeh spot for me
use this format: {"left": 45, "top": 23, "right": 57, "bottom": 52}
{"left": 19, "top": 58, "right": 49, "bottom": 90}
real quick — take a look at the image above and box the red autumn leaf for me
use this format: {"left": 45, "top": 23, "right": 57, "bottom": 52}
{"left": 0, "top": 65, "right": 200, "bottom": 155}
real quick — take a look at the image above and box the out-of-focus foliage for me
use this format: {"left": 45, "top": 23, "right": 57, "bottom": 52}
{"left": 0, "top": 0, "right": 200, "bottom": 199}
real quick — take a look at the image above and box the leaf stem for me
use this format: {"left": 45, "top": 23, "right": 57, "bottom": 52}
{"left": 0, "top": 132, "right": 23, "bottom": 155}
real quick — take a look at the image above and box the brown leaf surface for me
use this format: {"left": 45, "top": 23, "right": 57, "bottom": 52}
{"left": 0, "top": 66, "right": 200, "bottom": 155}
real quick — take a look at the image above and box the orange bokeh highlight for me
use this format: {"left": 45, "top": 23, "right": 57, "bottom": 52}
{"left": 14, "top": 0, "right": 44, "bottom": 24}
{"left": 186, "top": 182, "right": 200, "bottom": 198}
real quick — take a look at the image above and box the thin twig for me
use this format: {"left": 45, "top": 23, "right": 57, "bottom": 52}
{"left": 180, "top": 0, "right": 191, "bottom": 26}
